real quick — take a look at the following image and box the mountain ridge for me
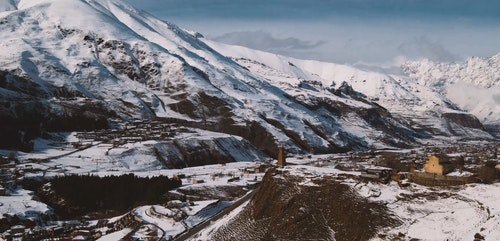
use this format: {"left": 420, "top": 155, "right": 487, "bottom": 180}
{"left": 0, "top": 0, "right": 496, "bottom": 157}
{"left": 402, "top": 56, "right": 500, "bottom": 127}
{"left": 203, "top": 39, "right": 496, "bottom": 137}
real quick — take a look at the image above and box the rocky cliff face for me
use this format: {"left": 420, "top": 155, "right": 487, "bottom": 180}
{"left": 154, "top": 136, "right": 266, "bottom": 168}
{"left": 210, "top": 169, "right": 401, "bottom": 241}
{"left": 442, "top": 113, "right": 484, "bottom": 130}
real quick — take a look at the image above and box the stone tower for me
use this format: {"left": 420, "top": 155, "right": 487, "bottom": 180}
{"left": 277, "top": 146, "right": 286, "bottom": 167}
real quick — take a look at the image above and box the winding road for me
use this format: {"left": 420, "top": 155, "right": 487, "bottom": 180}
{"left": 173, "top": 188, "right": 257, "bottom": 241}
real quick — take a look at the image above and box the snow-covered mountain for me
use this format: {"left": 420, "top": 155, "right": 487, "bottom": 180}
{"left": 204, "top": 40, "right": 496, "bottom": 139}
{"left": 0, "top": 0, "right": 495, "bottom": 156}
{"left": 402, "top": 56, "right": 500, "bottom": 129}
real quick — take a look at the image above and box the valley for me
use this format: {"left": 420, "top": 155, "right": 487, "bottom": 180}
{"left": 0, "top": 127, "right": 498, "bottom": 240}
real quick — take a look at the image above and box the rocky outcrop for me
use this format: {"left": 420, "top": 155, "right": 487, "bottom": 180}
{"left": 442, "top": 112, "right": 484, "bottom": 129}
{"left": 153, "top": 136, "right": 266, "bottom": 168}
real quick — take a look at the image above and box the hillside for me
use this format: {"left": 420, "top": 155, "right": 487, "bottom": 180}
{"left": 196, "top": 154, "right": 500, "bottom": 241}
{"left": 209, "top": 169, "right": 401, "bottom": 241}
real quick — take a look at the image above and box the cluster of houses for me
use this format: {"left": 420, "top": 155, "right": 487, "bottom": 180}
{"left": 0, "top": 130, "right": 498, "bottom": 240}
{"left": 1, "top": 224, "right": 96, "bottom": 241}
{"left": 406, "top": 155, "right": 481, "bottom": 186}
{"left": 1, "top": 211, "right": 142, "bottom": 241}
{"left": 75, "top": 120, "right": 179, "bottom": 146}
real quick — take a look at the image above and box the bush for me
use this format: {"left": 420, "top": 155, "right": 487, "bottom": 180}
{"left": 477, "top": 166, "right": 496, "bottom": 184}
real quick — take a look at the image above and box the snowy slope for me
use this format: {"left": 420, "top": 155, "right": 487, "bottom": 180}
{"left": 198, "top": 164, "right": 500, "bottom": 241}
{"left": 204, "top": 40, "right": 495, "bottom": 139}
{"left": 0, "top": 0, "right": 494, "bottom": 157}
{"left": 403, "top": 56, "right": 500, "bottom": 126}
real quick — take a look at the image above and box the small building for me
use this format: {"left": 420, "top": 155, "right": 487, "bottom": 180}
{"left": 72, "top": 235, "right": 88, "bottom": 241}
{"left": 10, "top": 225, "right": 26, "bottom": 238}
{"left": 227, "top": 177, "right": 240, "bottom": 182}
{"left": 241, "top": 167, "right": 255, "bottom": 174}
{"left": 192, "top": 179, "right": 204, "bottom": 184}
{"left": 360, "top": 167, "right": 393, "bottom": 183}
{"left": 52, "top": 226, "right": 65, "bottom": 236}
{"left": 72, "top": 230, "right": 90, "bottom": 238}
{"left": 254, "top": 164, "right": 268, "bottom": 173}
{"left": 1, "top": 232, "right": 12, "bottom": 241}
{"left": 0, "top": 156, "right": 9, "bottom": 164}
{"left": 424, "top": 155, "right": 454, "bottom": 175}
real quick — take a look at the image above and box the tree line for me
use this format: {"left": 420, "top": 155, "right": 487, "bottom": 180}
{"left": 43, "top": 173, "right": 182, "bottom": 216}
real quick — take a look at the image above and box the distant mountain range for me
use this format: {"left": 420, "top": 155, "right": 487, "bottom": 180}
{"left": 0, "top": 0, "right": 497, "bottom": 156}
{"left": 402, "top": 56, "right": 500, "bottom": 132}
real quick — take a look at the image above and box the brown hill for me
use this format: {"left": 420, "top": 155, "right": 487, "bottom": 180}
{"left": 210, "top": 169, "right": 401, "bottom": 241}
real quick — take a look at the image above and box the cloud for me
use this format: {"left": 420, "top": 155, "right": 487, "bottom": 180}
{"left": 211, "top": 30, "right": 326, "bottom": 53}
{"left": 397, "top": 36, "right": 460, "bottom": 62}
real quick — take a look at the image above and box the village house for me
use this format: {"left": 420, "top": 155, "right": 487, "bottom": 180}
{"left": 192, "top": 179, "right": 205, "bottom": 184}
{"left": 255, "top": 164, "right": 268, "bottom": 173}
{"left": 241, "top": 164, "right": 268, "bottom": 174}
{"left": 0, "top": 156, "right": 9, "bottom": 164}
{"left": 70, "top": 229, "right": 91, "bottom": 241}
{"left": 424, "top": 155, "right": 455, "bottom": 175}
{"left": 9, "top": 225, "right": 26, "bottom": 239}
{"left": 360, "top": 166, "right": 393, "bottom": 183}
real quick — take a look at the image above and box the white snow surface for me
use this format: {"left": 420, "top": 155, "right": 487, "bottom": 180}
{"left": 189, "top": 200, "right": 251, "bottom": 241}
{"left": 0, "top": 188, "right": 53, "bottom": 219}
{"left": 344, "top": 171, "right": 500, "bottom": 241}
{"left": 96, "top": 228, "right": 132, "bottom": 241}
{"left": 188, "top": 162, "right": 500, "bottom": 241}
{"left": 134, "top": 205, "right": 186, "bottom": 238}
{"left": 374, "top": 183, "right": 500, "bottom": 241}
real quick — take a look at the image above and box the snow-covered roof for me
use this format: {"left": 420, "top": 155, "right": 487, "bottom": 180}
{"left": 446, "top": 170, "right": 474, "bottom": 177}
{"left": 365, "top": 165, "right": 393, "bottom": 171}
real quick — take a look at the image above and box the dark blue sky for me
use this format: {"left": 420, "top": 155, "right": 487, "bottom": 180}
{"left": 125, "top": 0, "right": 500, "bottom": 21}
{"left": 123, "top": 0, "right": 500, "bottom": 65}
